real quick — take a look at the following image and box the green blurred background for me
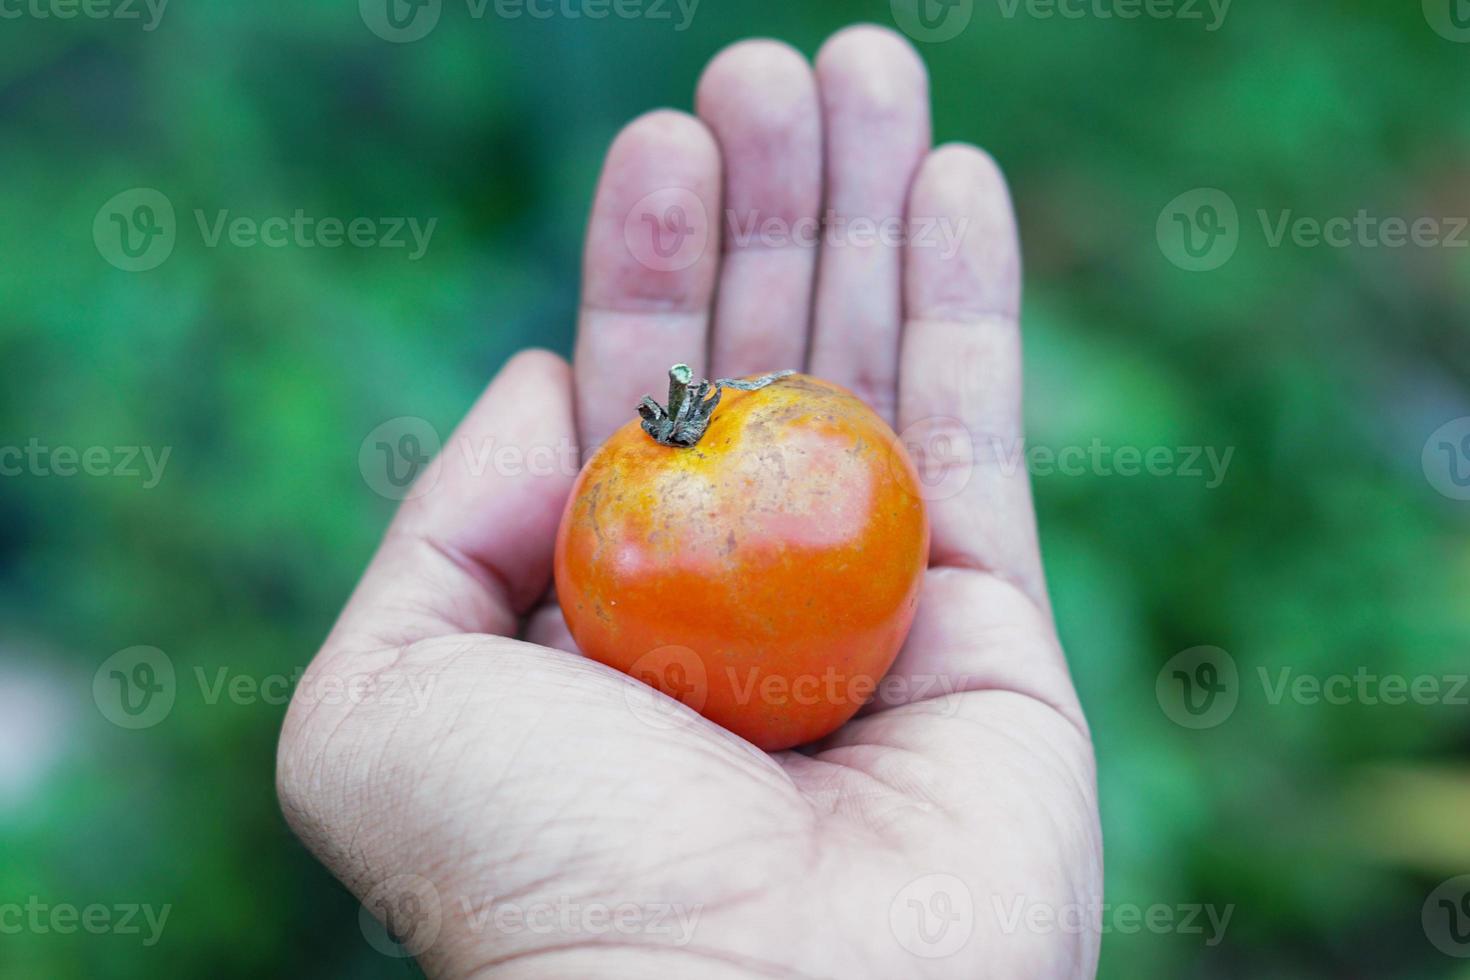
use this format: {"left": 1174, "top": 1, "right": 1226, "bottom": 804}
{"left": 3, "top": 0, "right": 1469, "bottom": 976}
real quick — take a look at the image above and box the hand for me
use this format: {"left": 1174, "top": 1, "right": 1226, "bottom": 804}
{"left": 278, "top": 25, "right": 1101, "bottom": 979}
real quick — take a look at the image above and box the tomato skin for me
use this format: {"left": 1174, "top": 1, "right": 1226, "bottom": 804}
{"left": 554, "top": 374, "right": 928, "bottom": 750}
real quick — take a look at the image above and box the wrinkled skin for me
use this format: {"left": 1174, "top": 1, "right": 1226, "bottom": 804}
{"left": 556, "top": 374, "right": 930, "bottom": 750}
{"left": 278, "top": 25, "right": 1102, "bottom": 980}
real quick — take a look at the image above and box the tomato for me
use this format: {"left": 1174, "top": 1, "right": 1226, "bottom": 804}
{"left": 554, "top": 367, "right": 929, "bottom": 751}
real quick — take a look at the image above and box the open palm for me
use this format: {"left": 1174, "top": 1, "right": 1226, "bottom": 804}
{"left": 278, "top": 26, "right": 1101, "bottom": 979}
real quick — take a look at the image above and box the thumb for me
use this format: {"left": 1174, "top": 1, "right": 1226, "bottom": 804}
{"left": 334, "top": 348, "right": 579, "bottom": 651}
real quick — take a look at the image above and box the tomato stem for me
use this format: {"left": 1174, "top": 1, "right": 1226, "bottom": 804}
{"left": 637, "top": 364, "right": 794, "bottom": 447}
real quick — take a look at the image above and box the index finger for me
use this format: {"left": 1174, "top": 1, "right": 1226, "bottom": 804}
{"left": 898, "top": 143, "right": 1049, "bottom": 612}
{"left": 575, "top": 110, "right": 723, "bottom": 449}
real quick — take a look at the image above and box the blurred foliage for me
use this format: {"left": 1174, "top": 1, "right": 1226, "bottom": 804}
{"left": 1, "top": 1, "right": 1469, "bottom": 977}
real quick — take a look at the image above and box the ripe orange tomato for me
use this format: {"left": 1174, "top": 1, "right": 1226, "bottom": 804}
{"left": 554, "top": 368, "right": 929, "bottom": 751}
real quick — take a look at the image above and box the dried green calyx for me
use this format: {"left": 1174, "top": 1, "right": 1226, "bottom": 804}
{"left": 637, "top": 364, "right": 794, "bottom": 448}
